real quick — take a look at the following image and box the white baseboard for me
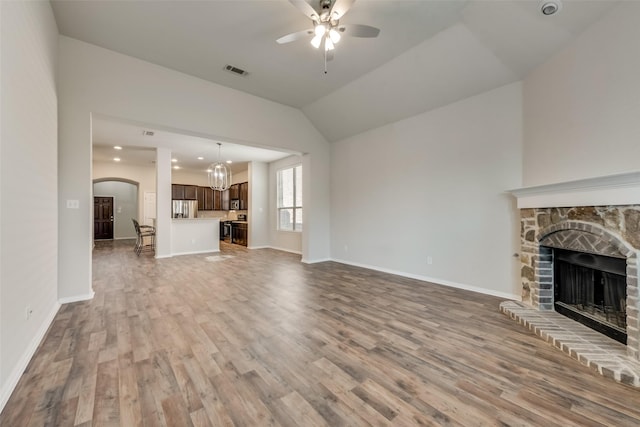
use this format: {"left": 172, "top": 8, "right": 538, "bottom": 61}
{"left": 301, "top": 257, "right": 332, "bottom": 264}
{"left": 170, "top": 249, "right": 220, "bottom": 257}
{"left": 0, "top": 301, "right": 61, "bottom": 412}
{"left": 58, "top": 291, "right": 95, "bottom": 305}
{"left": 265, "top": 246, "right": 302, "bottom": 255}
{"left": 331, "top": 258, "right": 521, "bottom": 301}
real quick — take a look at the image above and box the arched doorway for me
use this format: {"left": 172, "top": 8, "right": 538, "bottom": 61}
{"left": 93, "top": 178, "right": 139, "bottom": 240}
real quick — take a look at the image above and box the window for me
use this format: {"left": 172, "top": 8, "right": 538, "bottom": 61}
{"left": 277, "top": 165, "right": 302, "bottom": 231}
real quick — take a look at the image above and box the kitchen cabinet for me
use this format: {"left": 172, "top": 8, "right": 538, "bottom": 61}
{"left": 184, "top": 185, "right": 197, "bottom": 200}
{"left": 197, "top": 186, "right": 206, "bottom": 210}
{"left": 195, "top": 186, "right": 227, "bottom": 211}
{"left": 205, "top": 187, "right": 217, "bottom": 211}
{"left": 229, "top": 184, "right": 240, "bottom": 200}
{"left": 172, "top": 184, "right": 197, "bottom": 200}
{"left": 239, "top": 182, "right": 249, "bottom": 210}
{"left": 172, "top": 184, "right": 184, "bottom": 200}
{"left": 222, "top": 189, "right": 230, "bottom": 211}
{"left": 232, "top": 222, "right": 247, "bottom": 246}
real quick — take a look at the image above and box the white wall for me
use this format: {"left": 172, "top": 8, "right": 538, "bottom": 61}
{"left": 248, "top": 161, "right": 269, "bottom": 248}
{"left": 523, "top": 2, "right": 640, "bottom": 187}
{"left": 331, "top": 83, "right": 523, "bottom": 299}
{"left": 0, "top": 0, "right": 59, "bottom": 410}
{"left": 92, "top": 160, "right": 156, "bottom": 224}
{"left": 58, "top": 35, "right": 330, "bottom": 299}
{"left": 269, "top": 156, "right": 304, "bottom": 254}
{"left": 93, "top": 181, "right": 138, "bottom": 239}
{"left": 172, "top": 169, "right": 209, "bottom": 187}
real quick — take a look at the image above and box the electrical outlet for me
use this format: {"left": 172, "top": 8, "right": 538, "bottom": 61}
{"left": 25, "top": 306, "right": 33, "bottom": 320}
{"left": 427, "top": 256, "right": 433, "bottom": 265}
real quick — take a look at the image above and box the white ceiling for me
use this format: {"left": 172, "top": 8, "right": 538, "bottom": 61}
{"left": 92, "top": 117, "right": 295, "bottom": 173}
{"left": 51, "top": 0, "right": 619, "bottom": 142}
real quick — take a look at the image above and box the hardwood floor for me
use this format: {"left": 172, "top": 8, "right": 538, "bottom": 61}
{"left": 2, "top": 240, "right": 640, "bottom": 426}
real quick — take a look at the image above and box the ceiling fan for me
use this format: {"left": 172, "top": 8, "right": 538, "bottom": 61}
{"left": 277, "top": 0, "right": 380, "bottom": 72}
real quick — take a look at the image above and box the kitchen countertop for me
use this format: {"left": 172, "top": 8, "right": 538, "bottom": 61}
{"left": 172, "top": 217, "right": 219, "bottom": 221}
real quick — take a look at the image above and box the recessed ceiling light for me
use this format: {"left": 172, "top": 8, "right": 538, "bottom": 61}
{"left": 226, "top": 160, "right": 233, "bottom": 164}
{"left": 206, "top": 168, "right": 213, "bottom": 173}
{"left": 171, "top": 158, "right": 178, "bottom": 163}
{"left": 173, "top": 165, "right": 180, "bottom": 170}
{"left": 197, "top": 156, "right": 204, "bottom": 160}
{"left": 540, "top": 1, "right": 561, "bottom": 16}
{"left": 113, "top": 145, "right": 122, "bottom": 150}
{"left": 113, "top": 157, "right": 121, "bottom": 162}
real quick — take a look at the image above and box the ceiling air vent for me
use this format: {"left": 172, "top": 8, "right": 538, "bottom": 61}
{"left": 224, "top": 64, "right": 249, "bottom": 77}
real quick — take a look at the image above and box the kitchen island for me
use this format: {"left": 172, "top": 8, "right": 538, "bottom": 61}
{"left": 171, "top": 218, "right": 219, "bottom": 256}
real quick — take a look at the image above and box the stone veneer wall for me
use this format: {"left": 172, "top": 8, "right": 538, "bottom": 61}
{"left": 520, "top": 206, "right": 640, "bottom": 360}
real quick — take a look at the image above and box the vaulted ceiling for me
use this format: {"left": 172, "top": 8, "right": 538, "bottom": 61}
{"left": 51, "top": 0, "right": 618, "bottom": 142}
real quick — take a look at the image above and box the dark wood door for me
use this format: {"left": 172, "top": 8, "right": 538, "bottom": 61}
{"left": 94, "top": 196, "right": 114, "bottom": 240}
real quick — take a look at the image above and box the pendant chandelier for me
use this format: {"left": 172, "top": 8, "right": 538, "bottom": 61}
{"left": 208, "top": 143, "right": 232, "bottom": 191}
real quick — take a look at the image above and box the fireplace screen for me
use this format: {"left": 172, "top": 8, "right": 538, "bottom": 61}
{"left": 552, "top": 248, "right": 627, "bottom": 344}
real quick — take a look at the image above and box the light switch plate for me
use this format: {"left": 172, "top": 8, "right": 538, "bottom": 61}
{"left": 66, "top": 200, "right": 80, "bottom": 209}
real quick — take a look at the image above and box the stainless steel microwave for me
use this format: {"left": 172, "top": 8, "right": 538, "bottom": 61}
{"left": 230, "top": 199, "right": 239, "bottom": 210}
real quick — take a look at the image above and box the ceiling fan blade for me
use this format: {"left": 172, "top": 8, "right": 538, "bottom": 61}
{"left": 330, "top": 0, "right": 355, "bottom": 20}
{"left": 338, "top": 24, "right": 380, "bottom": 38}
{"left": 276, "top": 29, "right": 314, "bottom": 44}
{"left": 288, "top": 0, "right": 319, "bottom": 21}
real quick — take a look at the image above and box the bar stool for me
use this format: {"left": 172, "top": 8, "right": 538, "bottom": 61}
{"left": 132, "top": 218, "right": 155, "bottom": 255}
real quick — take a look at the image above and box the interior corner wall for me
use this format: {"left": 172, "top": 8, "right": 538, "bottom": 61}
{"left": 0, "top": 1, "right": 59, "bottom": 411}
{"left": 330, "top": 82, "right": 523, "bottom": 299}
{"left": 523, "top": 2, "right": 640, "bottom": 187}
{"left": 268, "top": 155, "right": 304, "bottom": 254}
{"left": 58, "top": 36, "right": 330, "bottom": 299}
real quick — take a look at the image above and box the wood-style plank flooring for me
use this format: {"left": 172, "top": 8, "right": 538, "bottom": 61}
{"left": 2, "top": 240, "right": 640, "bottom": 426}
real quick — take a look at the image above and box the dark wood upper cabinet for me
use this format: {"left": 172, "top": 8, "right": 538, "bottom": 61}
{"left": 184, "top": 185, "right": 197, "bottom": 200}
{"left": 196, "top": 186, "right": 205, "bottom": 210}
{"left": 229, "top": 184, "right": 240, "bottom": 200}
{"left": 172, "top": 184, "right": 184, "bottom": 200}
{"left": 205, "top": 187, "right": 215, "bottom": 210}
{"left": 239, "top": 182, "right": 249, "bottom": 210}
{"left": 222, "top": 189, "right": 230, "bottom": 211}
{"left": 173, "top": 184, "right": 197, "bottom": 200}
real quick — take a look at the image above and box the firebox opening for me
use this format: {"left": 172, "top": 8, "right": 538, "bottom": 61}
{"left": 549, "top": 247, "right": 627, "bottom": 344}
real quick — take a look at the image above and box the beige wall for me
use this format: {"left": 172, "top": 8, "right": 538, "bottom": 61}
{"left": 523, "top": 2, "right": 640, "bottom": 186}
{"left": 0, "top": 0, "right": 59, "bottom": 410}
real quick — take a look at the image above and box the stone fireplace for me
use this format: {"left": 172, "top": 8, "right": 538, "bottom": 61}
{"left": 519, "top": 206, "right": 639, "bottom": 359}
{"left": 502, "top": 173, "right": 640, "bottom": 387}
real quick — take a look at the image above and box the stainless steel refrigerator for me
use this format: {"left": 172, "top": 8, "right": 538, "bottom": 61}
{"left": 172, "top": 200, "right": 198, "bottom": 218}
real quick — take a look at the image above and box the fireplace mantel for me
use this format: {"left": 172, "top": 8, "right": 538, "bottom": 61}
{"left": 509, "top": 171, "right": 640, "bottom": 209}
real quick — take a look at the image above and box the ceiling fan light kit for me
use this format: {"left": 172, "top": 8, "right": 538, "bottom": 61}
{"left": 277, "top": 0, "right": 380, "bottom": 72}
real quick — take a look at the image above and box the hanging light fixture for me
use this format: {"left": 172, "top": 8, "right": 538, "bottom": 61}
{"left": 208, "top": 143, "right": 232, "bottom": 191}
